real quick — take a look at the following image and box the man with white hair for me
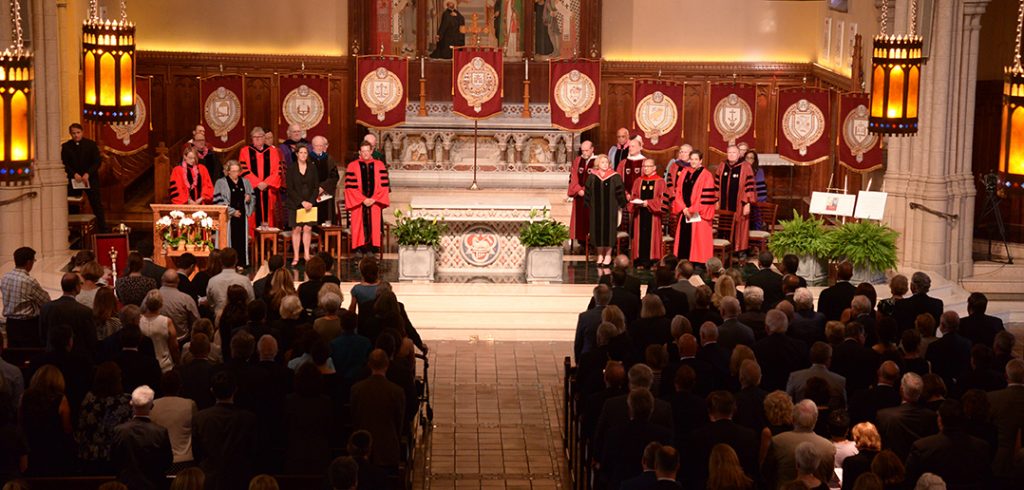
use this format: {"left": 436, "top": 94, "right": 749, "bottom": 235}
{"left": 737, "top": 285, "right": 767, "bottom": 336}
{"left": 277, "top": 123, "right": 309, "bottom": 166}
{"left": 112, "top": 385, "right": 173, "bottom": 489}
{"left": 894, "top": 271, "right": 944, "bottom": 331}
{"left": 788, "top": 287, "right": 825, "bottom": 345}
{"left": 717, "top": 296, "right": 754, "bottom": 352}
{"left": 876, "top": 372, "right": 939, "bottom": 460}
{"left": 753, "top": 309, "right": 809, "bottom": 391}
{"left": 763, "top": 399, "right": 836, "bottom": 487}
{"left": 618, "top": 136, "right": 647, "bottom": 200}
{"left": 238, "top": 126, "right": 283, "bottom": 228}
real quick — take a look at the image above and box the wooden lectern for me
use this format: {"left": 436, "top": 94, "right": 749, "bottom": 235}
{"left": 150, "top": 204, "right": 229, "bottom": 267}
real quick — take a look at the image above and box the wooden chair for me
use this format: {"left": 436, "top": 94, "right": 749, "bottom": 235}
{"left": 254, "top": 227, "right": 281, "bottom": 267}
{"left": 713, "top": 210, "right": 736, "bottom": 268}
{"left": 748, "top": 201, "right": 779, "bottom": 254}
{"left": 67, "top": 214, "right": 97, "bottom": 250}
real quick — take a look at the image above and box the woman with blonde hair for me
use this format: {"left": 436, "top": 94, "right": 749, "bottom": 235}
{"left": 140, "top": 290, "right": 181, "bottom": 371}
{"left": 759, "top": 390, "right": 794, "bottom": 464}
{"left": 630, "top": 295, "right": 672, "bottom": 357}
{"left": 267, "top": 268, "right": 297, "bottom": 321}
{"left": 601, "top": 305, "right": 626, "bottom": 333}
{"left": 707, "top": 443, "right": 753, "bottom": 489}
{"left": 728, "top": 345, "right": 756, "bottom": 391}
{"left": 586, "top": 153, "right": 627, "bottom": 266}
{"left": 840, "top": 422, "right": 883, "bottom": 490}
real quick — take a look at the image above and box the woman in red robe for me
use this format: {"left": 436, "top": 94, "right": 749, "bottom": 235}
{"left": 627, "top": 159, "right": 666, "bottom": 269}
{"left": 344, "top": 142, "right": 391, "bottom": 255}
{"left": 239, "top": 127, "right": 283, "bottom": 231}
{"left": 715, "top": 145, "right": 756, "bottom": 253}
{"left": 673, "top": 150, "right": 717, "bottom": 265}
{"left": 168, "top": 146, "right": 213, "bottom": 205}
{"left": 567, "top": 141, "right": 597, "bottom": 248}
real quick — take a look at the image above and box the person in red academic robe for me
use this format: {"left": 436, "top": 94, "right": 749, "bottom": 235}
{"left": 627, "top": 159, "right": 667, "bottom": 269}
{"left": 168, "top": 146, "right": 214, "bottom": 205}
{"left": 238, "top": 127, "right": 283, "bottom": 231}
{"left": 661, "top": 144, "right": 694, "bottom": 237}
{"left": 617, "top": 136, "right": 646, "bottom": 200}
{"left": 715, "top": 145, "right": 756, "bottom": 253}
{"left": 674, "top": 150, "right": 716, "bottom": 265}
{"left": 567, "top": 140, "right": 597, "bottom": 248}
{"left": 344, "top": 141, "right": 391, "bottom": 256}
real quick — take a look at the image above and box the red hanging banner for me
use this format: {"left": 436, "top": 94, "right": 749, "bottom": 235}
{"left": 632, "top": 79, "right": 684, "bottom": 152}
{"left": 278, "top": 74, "right": 331, "bottom": 138}
{"left": 355, "top": 56, "right": 408, "bottom": 129}
{"left": 199, "top": 74, "right": 246, "bottom": 152}
{"left": 548, "top": 58, "right": 600, "bottom": 132}
{"left": 775, "top": 87, "right": 831, "bottom": 165}
{"left": 101, "top": 76, "right": 151, "bottom": 156}
{"left": 838, "top": 92, "right": 883, "bottom": 173}
{"left": 452, "top": 47, "right": 503, "bottom": 119}
{"left": 708, "top": 83, "right": 756, "bottom": 156}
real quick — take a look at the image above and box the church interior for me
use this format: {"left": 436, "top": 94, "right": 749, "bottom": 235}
{"left": 2, "top": 0, "right": 1024, "bottom": 489}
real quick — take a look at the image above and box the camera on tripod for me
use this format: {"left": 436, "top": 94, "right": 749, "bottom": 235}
{"left": 983, "top": 172, "right": 1000, "bottom": 192}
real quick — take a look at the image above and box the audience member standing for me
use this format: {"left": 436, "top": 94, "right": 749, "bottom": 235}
{"left": 817, "top": 262, "right": 856, "bottom": 322}
{"left": 150, "top": 371, "right": 198, "bottom": 469}
{"left": 350, "top": 349, "right": 405, "bottom": 471}
{"left": 111, "top": 386, "right": 173, "bottom": 489}
{"left": 193, "top": 372, "right": 259, "bottom": 490}
{"left": 40, "top": 273, "right": 97, "bottom": 360}
{"left": 876, "top": 373, "right": 938, "bottom": 460}
{"left": 140, "top": 290, "right": 181, "bottom": 373}
{"left": 0, "top": 247, "right": 52, "bottom": 347}
{"left": 894, "top": 272, "right": 944, "bottom": 332}
{"left": 206, "top": 248, "right": 255, "bottom": 323}
{"left": 158, "top": 270, "right": 199, "bottom": 342}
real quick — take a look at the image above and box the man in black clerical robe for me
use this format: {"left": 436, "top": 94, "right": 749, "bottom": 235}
{"left": 431, "top": 2, "right": 465, "bottom": 59}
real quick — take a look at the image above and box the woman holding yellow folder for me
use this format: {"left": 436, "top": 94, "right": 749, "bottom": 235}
{"left": 286, "top": 144, "right": 320, "bottom": 266}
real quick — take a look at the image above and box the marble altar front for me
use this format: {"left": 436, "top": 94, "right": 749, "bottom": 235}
{"left": 409, "top": 195, "right": 550, "bottom": 274}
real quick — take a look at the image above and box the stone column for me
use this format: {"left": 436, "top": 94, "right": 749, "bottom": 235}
{"left": 0, "top": 0, "right": 69, "bottom": 262}
{"left": 882, "top": 0, "right": 990, "bottom": 280}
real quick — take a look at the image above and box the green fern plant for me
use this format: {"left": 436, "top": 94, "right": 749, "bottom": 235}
{"left": 767, "top": 211, "right": 830, "bottom": 258}
{"left": 519, "top": 208, "right": 570, "bottom": 248}
{"left": 393, "top": 208, "right": 447, "bottom": 247}
{"left": 822, "top": 221, "right": 900, "bottom": 272}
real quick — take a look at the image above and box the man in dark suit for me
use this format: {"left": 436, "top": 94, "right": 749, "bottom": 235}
{"left": 787, "top": 342, "right": 848, "bottom": 408}
{"left": 597, "top": 255, "right": 643, "bottom": 297}
{"left": 173, "top": 253, "right": 201, "bottom": 302}
{"left": 28, "top": 325, "right": 94, "bottom": 417}
{"left": 905, "top": 400, "right": 992, "bottom": 488}
{"left": 717, "top": 296, "right": 754, "bottom": 353}
{"left": 583, "top": 361, "right": 627, "bottom": 441}
{"left": 830, "top": 321, "right": 881, "bottom": 394}
{"left": 734, "top": 360, "right": 768, "bottom": 431}
{"left": 686, "top": 391, "right": 759, "bottom": 487}
{"left": 599, "top": 388, "right": 673, "bottom": 489}
{"left": 849, "top": 360, "right": 901, "bottom": 424}
{"left": 753, "top": 310, "right": 809, "bottom": 392}
{"left": 662, "top": 334, "right": 715, "bottom": 396}
{"left": 350, "top": 349, "right": 406, "bottom": 470}
{"left": 986, "top": 359, "right": 1024, "bottom": 482}
{"left": 650, "top": 446, "right": 683, "bottom": 489}
{"left": 789, "top": 287, "right": 826, "bottom": 345}
{"left": 577, "top": 324, "right": 620, "bottom": 397}
{"left": 850, "top": 295, "right": 880, "bottom": 346}
{"left": 619, "top": 442, "right": 661, "bottom": 490}
{"left": 596, "top": 364, "right": 674, "bottom": 455}
{"left": 696, "top": 323, "right": 730, "bottom": 391}
{"left": 214, "top": 331, "right": 264, "bottom": 411}
{"left": 39, "top": 273, "right": 96, "bottom": 359}
{"left": 817, "top": 261, "right": 857, "bottom": 322}
{"left": 671, "top": 261, "right": 698, "bottom": 310}
{"left": 652, "top": 267, "right": 689, "bottom": 320}
{"left": 607, "top": 267, "right": 642, "bottom": 324}
{"left": 738, "top": 287, "right": 767, "bottom": 340}
{"left": 745, "top": 251, "right": 784, "bottom": 310}
{"left": 926, "top": 311, "right": 972, "bottom": 389}
{"left": 960, "top": 292, "right": 1005, "bottom": 347}
{"left": 176, "top": 333, "right": 217, "bottom": 409}
{"left": 252, "top": 255, "right": 284, "bottom": 301}
{"left": 112, "top": 386, "right": 173, "bottom": 490}
{"left": 575, "top": 285, "right": 610, "bottom": 360}
{"left": 137, "top": 241, "right": 167, "bottom": 284}
{"left": 782, "top": 254, "right": 808, "bottom": 288}
{"left": 876, "top": 372, "right": 938, "bottom": 460}
{"left": 100, "top": 305, "right": 155, "bottom": 362}
{"left": 114, "top": 325, "right": 162, "bottom": 395}
{"left": 894, "top": 271, "right": 944, "bottom": 332}
{"left": 193, "top": 371, "right": 259, "bottom": 490}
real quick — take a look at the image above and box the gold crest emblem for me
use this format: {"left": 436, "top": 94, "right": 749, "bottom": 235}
{"left": 842, "top": 104, "right": 878, "bottom": 163}
{"left": 456, "top": 56, "right": 500, "bottom": 113}
{"left": 283, "top": 84, "right": 326, "bottom": 129}
{"left": 359, "top": 68, "right": 404, "bottom": 122}
{"left": 635, "top": 90, "right": 678, "bottom": 145}
{"left": 781, "top": 98, "right": 826, "bottom": 156}
{"left": 553, "top": 69, "right": 596, "bottom": 124}
{"left": 203, "top": 86, "right": 242, "bottom": 143}
{"left": 713, "top": 93, "right": 753, "bottom": 146}
{"left": 111, "top": 92, "right": 146, "bottom": 145}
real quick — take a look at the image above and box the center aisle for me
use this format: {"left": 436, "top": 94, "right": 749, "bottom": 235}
{"left": 412, "top": 341, "right": 573, "bottom": 489}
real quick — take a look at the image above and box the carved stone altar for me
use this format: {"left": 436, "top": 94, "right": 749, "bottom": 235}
{"left": 372, "top": 103, "right": 575, "bottom": 188}
{"left": 409, "top": 195, "right": 550, "bottom": 274}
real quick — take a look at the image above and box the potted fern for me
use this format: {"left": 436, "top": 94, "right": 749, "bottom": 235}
{"left": 519, "top": 208, "right": 570, "bottom": 283}
{"left": 822, "top": 221, "right": 899, "bottom": 284}
{"left": 394, "top": 208, "right": 447, "bottom": 282}
{"left": 767, "top": 212, "right": 830, "bottom": 285}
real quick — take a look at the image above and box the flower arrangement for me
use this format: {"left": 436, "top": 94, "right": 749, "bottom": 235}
{"left": 519, "top": 208, "right": 569, "bottom": 248}
{"left": 156, "top": 210, "right": 219, "bottom": 251}
{"left": 393, "top": 208, "right": 447, "bottom": 247}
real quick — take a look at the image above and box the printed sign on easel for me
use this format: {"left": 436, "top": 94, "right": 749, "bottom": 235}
{"left": 810, "top": 191, "right": 856, "bottom": 217}
{"left": 854, "top": 191, "right": 888, "bottom": 220}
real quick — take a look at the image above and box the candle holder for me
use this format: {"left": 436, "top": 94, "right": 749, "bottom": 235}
{"left": 522, "top": 79, "right": 532, "bottom": 118}
{"left": 419, "top": 78, "right": 428, "bottom": 116}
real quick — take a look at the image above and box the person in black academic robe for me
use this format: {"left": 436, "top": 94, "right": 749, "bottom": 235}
{"left": 285, "top": 145, "right": 321, "bottom": 265}
{"left": 430, "top": 2, "right": 465, "bottom": 59}
{"left": 585, "top": 155, "right": 627, "bottom": 267}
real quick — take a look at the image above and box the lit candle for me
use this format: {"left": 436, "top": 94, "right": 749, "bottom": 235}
{"left": 420, "top": 57, "right": 425, "bottom": 78}
{"left": 843, "top": 175, "right": 848, "bottom": 193}
{"left": 525, "top": 59, "right": 529, "bottom": 80}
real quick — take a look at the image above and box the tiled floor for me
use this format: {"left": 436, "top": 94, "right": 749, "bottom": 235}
{"left": 410, "top": 340, "right": 573, "bottom": 489}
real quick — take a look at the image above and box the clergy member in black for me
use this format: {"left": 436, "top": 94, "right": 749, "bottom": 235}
{"left": 585, "top": 155, "right": 627, "bottom": 267}
{"left": 430, "top": 1, "right": 465, "bottom": 59}
{"left": 61, "top": 123, "right": 106, "bottom": 231}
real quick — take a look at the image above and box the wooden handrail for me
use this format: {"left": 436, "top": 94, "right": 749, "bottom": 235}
{"left": 0, "top": 191, "right": 37, "bottom": 207}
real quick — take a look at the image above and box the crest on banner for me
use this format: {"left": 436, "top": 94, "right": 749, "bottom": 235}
{"left": 204, "top": 86, "right": 242, "bottom": 143}
{"left": 713, "top": 93, "right": 753, "bottom": 146}
{"left": 842, "top": 104, "right": 878, "bottom": 163}
{"left": 359, "top": 68, "right": 403, "bottom": 122}
{"left": 782, "top": 99, "right": 826, "bottom": 156}
{"left": 635, "top": 91, "right": 678, "bottom": 145}
{"left": 553, "top": 69, "right": 596, "bottom": 124}
{"left": 283, "top": 84, "right": 326, "bottom": 129}
{"left": 456, "top": 56, "right": 500, "bottom": 113}
{"left": 112, "top": 92, "right": 147, "bottom": 145}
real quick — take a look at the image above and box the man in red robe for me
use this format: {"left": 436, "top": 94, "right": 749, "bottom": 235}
{"left": 715, "top": 145, "right": 756, "bottom": 254}
{"left": 617, "top": 136, "right": 646, "bottom": 200}
{"left": 628, "top": 159, "right": 667, "bottom": 268}
{"left": 239, "top": 127, "right": 283, "bottom": 231}
{"left": 567, "top": 140, "right": 597, "bottom": 248}
{"left": 674, "top": 150, "right": 717, "bottom": 265}
{"left": 169, "top": 147, "right": 214, "bottom": 205}
{"left": 345, "top": 141, "right": 391, "bottom": 256}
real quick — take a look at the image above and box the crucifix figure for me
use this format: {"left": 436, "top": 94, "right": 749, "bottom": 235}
{"left": 460, "top": 13, "right": 491, "bottom": 46}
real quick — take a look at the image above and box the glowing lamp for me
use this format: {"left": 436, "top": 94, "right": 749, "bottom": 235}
{"left": 0, "top": 1, "right": 33, "bottom": 183}
{"left": 1000, "top": 0, "right": 1024, "bottom": 176}
{"left": 81, "top": 1, "right": 136, "bottom": 124}
{"left": 868, "top": 34, "right": 923, "bottom": 136}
